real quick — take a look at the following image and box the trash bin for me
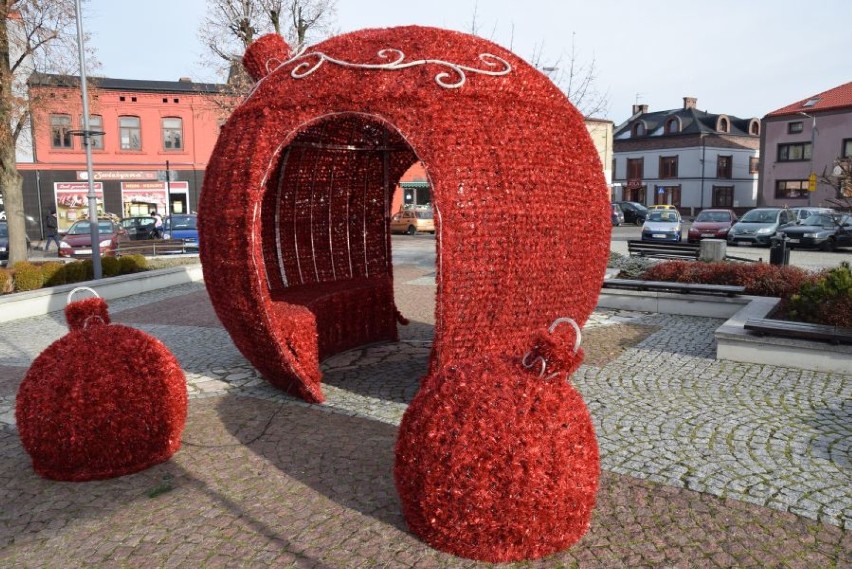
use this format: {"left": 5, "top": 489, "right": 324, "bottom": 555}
{"left": 769, "top": 235, "right": 790, "bottom": 266}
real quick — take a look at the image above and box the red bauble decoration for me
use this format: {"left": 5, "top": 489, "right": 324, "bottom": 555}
{"left": 16, "top": 292, "right": 187, "bottom": 481}
{"left": 395, "top": 355, "right": 599, "bottom": 563}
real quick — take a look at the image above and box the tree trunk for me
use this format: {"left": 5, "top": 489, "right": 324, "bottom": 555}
{"left": 0, "top": 3, "right": 28, "bottom": 265}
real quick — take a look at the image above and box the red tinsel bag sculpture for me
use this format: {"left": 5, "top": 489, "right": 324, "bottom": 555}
{"left": 16, "top": 287, "right": 187, "bottom": 481}
{"left": 395, "top": 319, "right": 598, "bottom": 563}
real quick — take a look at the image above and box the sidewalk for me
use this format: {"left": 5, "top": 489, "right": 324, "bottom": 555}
{"left": 0, "top": 264, "right": 849, "bottom": 567}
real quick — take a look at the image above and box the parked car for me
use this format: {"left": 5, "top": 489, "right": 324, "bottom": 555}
{"left": 780, "top": 212, "right": 852, "bottom": 251}
{"left": 687, "top": 209, "right": 738, "bottom": 243}
{"left": 119, "top": 216, "right": 158, "bottom": 240}
{"left": 613, "top": 201, "right": 648, "bottom": 225}
{"left": 163, "top": 214, "right": 199, "bottom": 250}
{"left": 390, "top": 209, "right": 435, "bottom": 235}
{"left": 0, "top": 221, "right": 32, "bottom": 262}
{"left": 641, "top": 209, "right": 682, "bottom": 242}
{"left": 727, "top": 208, "right": 795, "bottom": 246}
{"left": 648, "top": 204, "right": 677, "bottom": 211}
{"left": 789, "top": 206, "right": 836, "bottom": 224}
{"left": 59, "top": 218, "right": 128, "bottom": 258}
{"left": 611, "top": 203, "right": 624, "bottom": 226}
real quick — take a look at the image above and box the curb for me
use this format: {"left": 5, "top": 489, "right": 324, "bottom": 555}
{"left": 0, "top": 264, "right": 204, "bottom": 323}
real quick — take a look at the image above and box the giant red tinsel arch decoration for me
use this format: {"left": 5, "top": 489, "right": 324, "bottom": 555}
{"left": 199, "top": 26, "right": 610, "bottom": 562}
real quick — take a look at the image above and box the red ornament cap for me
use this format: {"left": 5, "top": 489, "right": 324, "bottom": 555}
{"left": 243, "top": 33, "right": 292, "bottom": 81}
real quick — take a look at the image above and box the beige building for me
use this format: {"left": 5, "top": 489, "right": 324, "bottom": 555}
{"left": 585, "top": 118, "right": 614, "bottom": 198}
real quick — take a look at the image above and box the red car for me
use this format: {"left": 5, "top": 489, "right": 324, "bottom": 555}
{"left": 687, "top": 209, "right": 738, "bottom": 243}
{"left": 59, "top": 218, "right": 129, "bottom": 258}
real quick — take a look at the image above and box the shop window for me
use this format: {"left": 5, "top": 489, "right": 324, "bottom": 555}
{"left": 162, "top": 117, "right": 183, "bottom": 150}
{"left": 51, "top": 114, "right": 73, "bottom": 149}
{"left": 717, "top": 155, "right": 732, "bottom": 179}
{"left": 119, "top": 116, "right": 141, "bottom": 150}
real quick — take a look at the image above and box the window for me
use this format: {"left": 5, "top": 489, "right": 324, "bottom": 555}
{"left": 749, "top": 156, "right": 759, "bottom": 174}
{"left": 162, "top": 117, "right": 183, "bottom": 150}
{"left": 788, "top": 121, "right": 803, "bottom": 134}
{"left": 665, "top": 118, "right": 679, "bottom": 134}
{"left": 659, "top": 156, "right": 678, "bottom": 178}
{"left": 627, "top": 157, "right": 644, "bottom": 180}
{"left": 631, "top": 122, "right": 645, "bottom": 137}
{"left": 778, "top": 142, "right": 811, "bottom": 162}
{"left": 86, "top": 115, "right": 104, "bottom": 149}
{"left": 717, "top": 155, "right": 732, "bottom": 179}
{"left": 843, "top": 139, "right": 852, "bottom": 158}
{"left": 50, "top": 114, "right": 73, "bottom": 148}
{"left": 119, "top": 116, "right": 141, "bottom": 150}
{"left": 717, "top": 117, "right": 729, "bottom": 133}
{"left": 775, "top": 180, "right": 809, "bottom": 199}
{"left": 749, "top": 120, "right": 760, "bottom": 136}
{"left": 712, "top": 186, "right": 734, "bottom": 208}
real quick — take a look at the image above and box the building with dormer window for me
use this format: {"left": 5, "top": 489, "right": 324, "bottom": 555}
{"left": 612, "top": 97, "right": 761, "bottom": 215}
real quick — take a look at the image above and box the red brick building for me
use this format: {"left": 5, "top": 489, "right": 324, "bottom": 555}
{"left": 17, "top": 73, "right": 232, "bottom": 235}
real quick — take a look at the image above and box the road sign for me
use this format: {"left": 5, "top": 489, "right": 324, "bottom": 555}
{"left": 808, "top": 173, "right": 817, "bottom": 192}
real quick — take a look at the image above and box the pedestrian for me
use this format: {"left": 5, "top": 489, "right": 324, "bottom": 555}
{"left": 150, "top": 210, "right": 163, "bottom": 238}
{"left": 44, "top": 210, "right": 60, "bottom": 251}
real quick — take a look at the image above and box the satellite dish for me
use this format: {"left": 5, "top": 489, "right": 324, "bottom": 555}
{"left": 833, "top": 165, "right": 843, "bottom": 176}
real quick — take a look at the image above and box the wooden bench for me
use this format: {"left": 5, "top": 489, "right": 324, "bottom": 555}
{"left": 115, "top": 239, "right": 187, "bottom": 256}
{"left": 602, "top": 278, "right": 746, "bottom": 297}
{"left": 627, "top": 240, "right": 699, "bottom": 260}
{"left": 744, "top": 318, "right": 852, "bottom": 345}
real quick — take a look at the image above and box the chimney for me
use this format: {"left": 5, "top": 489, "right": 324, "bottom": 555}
{"left": 632, "top": 104, "right": 649, "bottom": 115}
{"left": 178, "top": 77, "right": 192, "bottom": 83}
{"left": 683, "top": 97, "right": 697, "bottom": 110}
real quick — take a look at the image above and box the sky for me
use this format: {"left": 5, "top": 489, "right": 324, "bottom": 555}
{"left": 83, "top": 0, "right": 851, "bottom": 124}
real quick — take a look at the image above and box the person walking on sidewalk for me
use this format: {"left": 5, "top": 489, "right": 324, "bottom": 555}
{"left": 44, "top": 211, "right": 60, "bottom": 251}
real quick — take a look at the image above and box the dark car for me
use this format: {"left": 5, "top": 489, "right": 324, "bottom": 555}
{"left": 59, "top": 218, "right": 128, "bottom": 258}
{"left": 614, "top": 201, "right": 648, "bottom": 225}
{"left": 687, "top": 209, "right": 738, "bottom": 243}
{"left": 119, "top": 216, "right": 158, "bottom": 240}
{"left": 780, "top": 213, "right": 852, "bottom": 251}
{"left": 163, "top": 214, "right": 199, "bottom": 250}
{"left": 0, "top": 220, "right": 33, "bottom": 262}
{"left": 727, "top": 208, "right": 795, "bottom": 246}
{"left": 611, "top": 203, "right": 625, "bottom": 226}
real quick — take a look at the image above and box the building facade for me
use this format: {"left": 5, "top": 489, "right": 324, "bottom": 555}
{"left": 759, "top": 82, "right": 852, "bottom": 208}
{"left": 17, "top": 73, "right": 231, "bottom": 237}
{"left": 613, "top": 97, "right": 761, "bottom": 215}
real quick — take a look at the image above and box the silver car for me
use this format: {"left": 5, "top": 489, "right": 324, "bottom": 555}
{"left": 727, "top": 208, "right": 796, "bottom": 246}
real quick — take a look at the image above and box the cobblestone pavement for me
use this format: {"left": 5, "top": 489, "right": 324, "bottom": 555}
{"left": 0, "top": 266, "right": 850, "bottom": 567}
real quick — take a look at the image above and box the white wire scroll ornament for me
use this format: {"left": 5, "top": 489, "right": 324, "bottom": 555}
{"left": 521, "top": 317, "right": 583, "bottom": 381}
{"left": 277, "top": 45, "right": 512, "bottom": 89}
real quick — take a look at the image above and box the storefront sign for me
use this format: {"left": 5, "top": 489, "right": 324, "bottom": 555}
{"left": 121, "top": 181, "right": 189, "bottom": 217}
{"left": 77, "top": 170, "right": 159, "bottom": 181}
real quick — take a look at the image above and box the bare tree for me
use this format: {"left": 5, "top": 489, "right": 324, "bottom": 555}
{"left": 197, "top": 0, "right": 337, "bottom": 116}
{"left": 820, "top": 156, "right": 852, "bottom": 212}
{"left": 1, "top": 0, "right": 90, "bottom": 265}
{"left": 530, "top": 32, "right": 609, "bottom": 118}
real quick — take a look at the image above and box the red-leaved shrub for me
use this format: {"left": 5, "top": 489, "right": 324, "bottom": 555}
{"left": 639, "top": 261, "right": 816, "bottom": 298}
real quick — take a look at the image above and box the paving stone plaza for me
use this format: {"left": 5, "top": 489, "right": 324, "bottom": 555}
{"left": 0, "top": 261, "right": 849, "bottom": 567}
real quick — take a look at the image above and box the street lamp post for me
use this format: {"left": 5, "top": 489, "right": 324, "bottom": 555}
{"left": 799, "top": 112, "right": 816, "bottom": 207}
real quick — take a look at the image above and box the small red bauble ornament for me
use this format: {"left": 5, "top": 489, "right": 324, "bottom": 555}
{"left": 16, "top": 288, "right": 188, "bottom": 481}
{"left": 395, "top": 351, "right": 599, "bottom": 563}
